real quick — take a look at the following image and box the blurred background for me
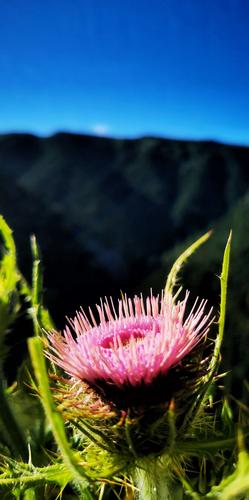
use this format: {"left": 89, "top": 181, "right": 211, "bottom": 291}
{"left": 1, "top": 1, "right": 249, "bottom": 392}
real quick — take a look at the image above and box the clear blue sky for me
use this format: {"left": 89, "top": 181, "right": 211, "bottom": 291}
{"left": 0, "top": 0, "right": 249, "bottom": 144}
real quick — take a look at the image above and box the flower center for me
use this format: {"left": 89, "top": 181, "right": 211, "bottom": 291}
{"left": 100, "top": 329, "right": 144, "bottom": 348}
{"left": 100, "top": 321, "right": 160, "bottom": 349}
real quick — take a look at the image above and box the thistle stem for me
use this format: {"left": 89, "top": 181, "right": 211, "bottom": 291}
{"left": 133, "top": 459, "right": 173, "bottom": 500}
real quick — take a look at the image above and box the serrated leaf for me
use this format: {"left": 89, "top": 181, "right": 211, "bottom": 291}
{"left": 0, "top": 215, "right": 21, "bottom": 362}
{"left": 208, "top": 231, "right": 232, "bottom": 379}
{"left": 207, "top": 448, "right": 249, "bottom": 499}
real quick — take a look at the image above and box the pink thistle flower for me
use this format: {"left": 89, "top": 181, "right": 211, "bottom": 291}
{"left": 46, "top": 291, "right": 213, "bottom": 393}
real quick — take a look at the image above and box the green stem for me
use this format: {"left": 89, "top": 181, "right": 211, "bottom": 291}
{"left": 28, "top": 338, "right": 93, "bottom": 499}
{"left": 175, "top": 436, "right": 238, "bottom": 453}
{"left": 165, "top": 230, "right": 212, "bottom": 295}
{"left": 30, "top": 235, "right": 43, "bottom": 337}
{"left": 133, "top": 459, "right": 172, "bottom": 500}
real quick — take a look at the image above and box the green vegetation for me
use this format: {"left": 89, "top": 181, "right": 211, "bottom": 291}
{"left": 0, "top": 216, "right": 249, "bottom": 499}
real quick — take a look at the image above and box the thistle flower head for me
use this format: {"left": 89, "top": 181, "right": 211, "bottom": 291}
{"left": 47, "top": 291, "right": 213, "bottom": 396}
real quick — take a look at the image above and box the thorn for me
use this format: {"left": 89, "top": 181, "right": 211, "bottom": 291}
{"left": 169, "top": 399, "right": 175, "bottom": 412}
{"left": 28, "top": 442, "right": 32, "bottom": 467}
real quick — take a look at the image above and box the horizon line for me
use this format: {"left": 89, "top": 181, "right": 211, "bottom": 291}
{"left": 0, "top": 128, "right": 249, "bottom": 149}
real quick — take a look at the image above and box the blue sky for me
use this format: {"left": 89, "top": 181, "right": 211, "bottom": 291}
{"left": 0, "top": 0, "right": 249, "bottom": 144}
